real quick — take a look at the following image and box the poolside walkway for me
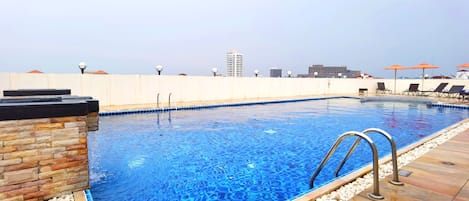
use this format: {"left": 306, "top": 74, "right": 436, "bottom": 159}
{"left": 100, "top": 94, "right": 469, "bottom": 112}
{"left": 99, "top": 95, "right": 329, "bottom": 112}
{"left": 350, "top": 128, "right": 469, "bottom": 201}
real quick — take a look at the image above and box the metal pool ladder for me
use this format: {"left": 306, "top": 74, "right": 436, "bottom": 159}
{"left": 309, "top": 128, "right": 404, "bottom": 200}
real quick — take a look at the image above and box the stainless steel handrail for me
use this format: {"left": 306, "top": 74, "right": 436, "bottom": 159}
{"left": 309, "top": 131, "right": 384, "bottom": 200}
{"left": 157, "top": 93, "right": 160, "bottom": 108}
{"left": 168, "top": 92, "right": 172, "bottom": 108}
{"left": 334, "top": 128, "right": 403, "bottom": 186}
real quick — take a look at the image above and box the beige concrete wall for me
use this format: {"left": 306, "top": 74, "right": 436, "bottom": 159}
{"left": 0, "top": 73, "right": 467, "bottom": 106}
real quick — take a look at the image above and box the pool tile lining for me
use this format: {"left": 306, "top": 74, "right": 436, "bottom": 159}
{"left": 98, "top": 96, "right": 359, "bottom": 116}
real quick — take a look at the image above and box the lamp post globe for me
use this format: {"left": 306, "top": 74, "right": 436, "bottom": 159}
{"left": 287, "top": 70, "right": 292, "bottom": 77}
{"left": 211, "top": 68, "right": 218, "bottom": 77}
{"left": 338, "top": 73, "right": 342, "bottom": 78}
{"left": 78, "top": 62, "right": 87, "bottom": 74}
{"left": 254, "top": 69, "right": 259, "bottom": 77}
{"left": 156, "top": 65, "right": 163, "bottom": 75}
{"left": 313, "top": 71, "right": 318, "bottom": 78}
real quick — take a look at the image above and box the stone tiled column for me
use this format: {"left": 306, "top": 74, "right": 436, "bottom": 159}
{"left": 0, "top": 100, "right": 92, "bottom": 201}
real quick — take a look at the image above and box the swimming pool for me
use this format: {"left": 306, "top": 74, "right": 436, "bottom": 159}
{"left": 88, "top": 98, "right": 469, "bottom": 200}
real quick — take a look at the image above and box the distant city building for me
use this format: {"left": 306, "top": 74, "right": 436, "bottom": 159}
{"left": 270, "top": 68, "right": 282, "bottom": 77}
{"left": 298, "top": 64, "right": 361, "bottom": 78}
{"left": 226, "top": 49, "right": 243, "bottom": 77}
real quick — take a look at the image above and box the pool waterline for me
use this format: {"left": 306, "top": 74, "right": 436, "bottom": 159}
{"left": 99, "top": 95, "right": 469, "bottom": 116}
{"left": 99, "top": 96, "right": 357, "bottom": 116}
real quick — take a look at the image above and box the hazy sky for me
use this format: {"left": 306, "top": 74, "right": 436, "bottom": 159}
{"left": 1, "top": 0, "right": 468, "bottom": 78}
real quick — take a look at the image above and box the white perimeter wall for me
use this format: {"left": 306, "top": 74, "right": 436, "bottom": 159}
{"left": 0, "top": 73, "right": 467, "bottom": 106}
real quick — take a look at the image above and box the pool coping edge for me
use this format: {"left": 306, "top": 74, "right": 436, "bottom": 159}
{"left": 98, "top": 96, "right": 358, "bottom": 116}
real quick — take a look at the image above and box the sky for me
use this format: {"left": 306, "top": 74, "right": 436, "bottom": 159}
{"left": 1, "top": 0, "right": 468, "bottom": 78}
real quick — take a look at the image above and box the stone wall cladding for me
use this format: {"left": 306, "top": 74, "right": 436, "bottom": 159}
{"left": 87, "top": 112, "right": 99, "bottom": 132}
{"left": 0, "top": 116, "right": 89, "bottom": 201}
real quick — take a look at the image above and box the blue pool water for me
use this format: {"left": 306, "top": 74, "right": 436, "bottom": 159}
{"left": 88, "top": 98, "right": 468, "bottom": 200}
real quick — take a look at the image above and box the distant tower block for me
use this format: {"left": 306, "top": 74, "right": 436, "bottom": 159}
{"left": 226, "top": 49, "right": 243, "bottom": 77}
{"left": 270, "top": 68, "right": 282, "bottom": 77}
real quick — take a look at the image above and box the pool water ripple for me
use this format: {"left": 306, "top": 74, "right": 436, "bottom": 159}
{"left": 88, "top": 99, "right": 468, "bottom": 200}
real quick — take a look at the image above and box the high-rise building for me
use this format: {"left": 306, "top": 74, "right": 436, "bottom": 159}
{"left": 297, "top": 64, "right": 361, "bottom": 78}
{"left": 226, "top": 49, "right": 243, "bottom": 77}
{"left": 270, "top": 68, "right": 282, "bottom": 77}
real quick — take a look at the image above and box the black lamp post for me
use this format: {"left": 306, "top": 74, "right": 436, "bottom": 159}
{"left": 156, "top": 65, "right": 163, "bottom": 75}
{"left": 212, "top": 68, "right": 218, "bottom": 77}
{"left": 254, "top": 69, "right": 259, "bottom": 77}
{"left": 78, "top": 62, "right": 87, "bottom": 74}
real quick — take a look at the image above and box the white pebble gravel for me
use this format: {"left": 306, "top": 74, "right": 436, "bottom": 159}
{"left": 48, "top": 194, "right": 74, "bottom": 201}
{"left": 316, "top": 121, "right": 469, "bottom": 201}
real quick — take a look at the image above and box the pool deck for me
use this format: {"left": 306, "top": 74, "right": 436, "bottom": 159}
{"left": 100, "top": 95, "right": 324, "bottom": 112}
{"left": 349, "top": 127, "right": 469, "bottom": 201}
{"left": 100, "top": 94, "right": 469, "bottom": 112}
{"left": 73, "top": 191, "right": 86, "bottom": 201}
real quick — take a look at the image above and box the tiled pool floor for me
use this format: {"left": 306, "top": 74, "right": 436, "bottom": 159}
{"left": 350, "top": 128, "right": 469, "bottom": 201}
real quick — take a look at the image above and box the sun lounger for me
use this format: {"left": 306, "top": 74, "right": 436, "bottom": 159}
{"left": 376, "top": 82, "right": 391, "bottom": 94}
{"left": 403, "top": 83, "right": 420, "bottom": 95}
{"left": 421, "top": 83, "right": 448, "bottom": 96}
{"left": 441, "top": 85, "right": 465, "bottom": 98}
{"left": 460, "top": 90, "right": 469, "bottom": 101}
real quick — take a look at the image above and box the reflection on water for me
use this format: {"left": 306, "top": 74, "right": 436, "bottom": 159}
{"left": 156, "top": 111, "right": 172, "bottom": 129}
